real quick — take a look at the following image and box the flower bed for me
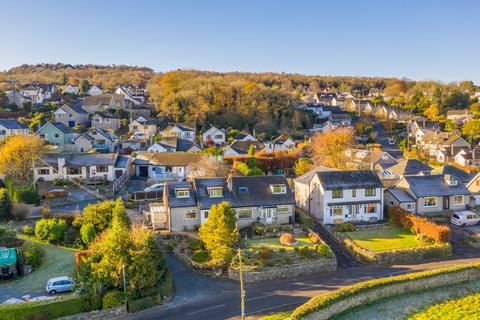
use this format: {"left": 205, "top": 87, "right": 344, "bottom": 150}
{"left": 290, "top": 263, "right": 480, "bottom": 320}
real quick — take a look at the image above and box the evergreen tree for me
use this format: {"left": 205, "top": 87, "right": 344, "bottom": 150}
{"left": 199, "top": 201, "right": 238, "bottom": 265}
{"left": 248, "top": 144, "right": 255, "bottom": 157}
{"left": 0, "top": 189, "right": 11, "bottom": 220}
{"left": 112, "top": 198, "right": 131, "bottom": 229}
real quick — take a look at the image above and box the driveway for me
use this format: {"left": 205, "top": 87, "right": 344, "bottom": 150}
{"left": 450, "top": 224, "right": 480, "bottom": 257}
{"left": 372, "top": 121, "right": 404, "bottom": 160}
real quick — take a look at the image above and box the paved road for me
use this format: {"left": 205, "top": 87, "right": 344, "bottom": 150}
{"left": 125, "top": 255, "right": 480, "bottom": 320}
{"left": 373, "top": 121, "right": 404, "bottom": 160}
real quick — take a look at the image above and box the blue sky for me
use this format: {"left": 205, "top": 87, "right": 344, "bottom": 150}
{"left": 1, "top": 0, "right": 479, "bottom": 83}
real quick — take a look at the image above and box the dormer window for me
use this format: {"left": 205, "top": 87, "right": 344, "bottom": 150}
{"left": 271, "top": 184, "right": 286, "bottom": 194}
{"left": 208, "top": 187, "right": 223, "bottom": 198}
{"left": 175, "top": 188, "right": 189, "bottom": 198}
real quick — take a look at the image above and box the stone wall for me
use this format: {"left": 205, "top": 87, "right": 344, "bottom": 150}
{"left": 228, "top": 257, "right": 337, "bottom": 283}
{"left": 301, "top": 268, "right": 480, "bottom": 320}
{"left": 61, "top": 306, "right": 126, "bottom": 320}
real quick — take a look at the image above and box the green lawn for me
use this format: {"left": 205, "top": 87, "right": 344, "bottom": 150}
{"left": 246, "top": 237, "right": 313, "bottom": 251}
{"left": 0, "top": 240, "right": 76, "bottom": 293}
{"left": 344, "top": 226, "right": 426, "bottom": 252}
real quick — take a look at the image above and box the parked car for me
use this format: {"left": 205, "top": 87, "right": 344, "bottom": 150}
{"left": 144, "top": 183, "right": 165, "bottom": 192}
{"left": 388, "top": 138, "right": 396, "bottom": 146}
{"left": 451, "top": 211, "right": 480, "bottom": 227}
{"left": 131, "top": 132, "right": 146, "bottom": 140}
{"left": 46, "top": 276, "right": 74, "bottom": 295}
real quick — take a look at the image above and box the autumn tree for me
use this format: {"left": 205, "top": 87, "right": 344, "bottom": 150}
{"left": 469, "top": 103, "right": 480, "bottom": 117}
{"left": 462, "top": 120, "right": 480, "bottom": 143}
{"left": 190, "top": 155, "right": 228, "bottom": 178}
{"left": 424, "top": 104, "right": 440, "bottom": 120}
{"left": 294, "top": 158, "right": 313, "bottom": 176}
{"left": 0, "top": 135, "right": 44, "bottom": 182}
{"left": 198, "top": 201, "right": 238, "bottom": 265}
{"left": 311, "top": 127, "right": 354, "bottom": 169}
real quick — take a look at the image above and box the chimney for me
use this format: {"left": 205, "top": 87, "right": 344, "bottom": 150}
{"left": 227, "top": 169, "right": 235, "bottom": 191}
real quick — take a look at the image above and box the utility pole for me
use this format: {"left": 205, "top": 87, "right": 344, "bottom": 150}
{"left": 238, "top": 248, "right": 245, "bottom": 320}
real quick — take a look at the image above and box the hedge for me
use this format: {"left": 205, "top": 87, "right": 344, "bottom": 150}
{"left": 295, "top": 208, "right": 314, "bottom": 229}
{"left": 0, "top": 295, "right": 93, "bottom": 320}
{"left": 290, "top": 263, "right": 480, "bottom": 319}
{"left": 388, "top": 206, "right": 450, "bottom": 243}
{"left": 127, "top": 271, "right": 173, "bottom": 313}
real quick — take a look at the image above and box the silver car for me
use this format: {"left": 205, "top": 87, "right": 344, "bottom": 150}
{"left": 46, "top": 276, "right": 74, "bottom": 295}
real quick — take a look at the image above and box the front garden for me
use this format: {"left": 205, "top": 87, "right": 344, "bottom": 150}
{"left": 332, "top": 207, "right": 452, "bottom": 264}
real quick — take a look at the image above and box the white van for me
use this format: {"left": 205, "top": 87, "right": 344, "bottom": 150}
{"left": 451, "top": 211, "right": 480, "bottom": 227}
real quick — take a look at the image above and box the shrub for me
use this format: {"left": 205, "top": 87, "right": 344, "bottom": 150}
{"left": 188, "top": 239, "right": 204, "bottom": 252}
{"left": 0, "top": 295, "right": 93, "bottom": 320}
{"left": 279, "top": 248, "right": 286, "bottom": 253}
{"left": 388, "top": 206, "right": 450, "bottom": 243}
{"left": 22, "top": 225, "right": 34, "bottom": 235}
{"left": 35, "top": 218, "right": 68, "bottom": 243}
{"left": 0, "top": 227, "right": 21, "bottom": 247}
{"left": 11, "top": 203, "right": 29, "bottom": 221}
{"left": 297, "top": 246, "right": 315, "bottom": 259}
{"left": 309, "top": 232, "right": 321, "bottom": 244}
{"left": 128, "top": 296, "right": 155, "bottom": 313}
{"left": 102, "top": 291, "right": 125, "bottom": 309}
{"left": 0, "top": 188, "right": 12, "bottom": 220}
{"left": 21, "top": 242, "right": 45, "bottom": 270}
{"left": 295, "top": 208, "right": 314, "bottom": 229}
{"left": 192, "top": 249, "right": 209, "bottom": 263}
{"left": 257, "top": 246, "right": 273, "bottom": 260}
{"left": 314, "top": 244, "right": 332, "bottom": 259}
{"left": 255, "top": 226, "right": 265, "bottom": 235}
{"left": 80, "top": 223, "right": 97, "bottom": 245}
{"left": 62, "top": 227, "right": 82, "bottom": 248}
{"left": 334, "top": 223, "right": 357, "bottom": 232}
{"left": 280, "top": 233, "right": 295, "bottom": 245}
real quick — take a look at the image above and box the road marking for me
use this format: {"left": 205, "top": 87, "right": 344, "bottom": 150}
{"left": 247, "top": 300, "right": 305, "bottom": 315}
{"left": 186, "top": 304, "right": 226, "bottom": 316}
{"left": 246, "top": 293, "right": 276, "bottom": 301}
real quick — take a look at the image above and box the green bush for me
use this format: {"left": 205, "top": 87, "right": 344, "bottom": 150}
{"left": 128, "top": 296, "right": 155, "bottom": 313}
{"left": 5, "top": 179, "right": 40, "bottom": 205}
{"left": 22, "top": 225, "right": 34, "bottom": 235}
{"left": 295, "top": 208, "right": 314, "bottom": 229}
{"left": 21, "top": 242, "right": 45, "bottom": 269}
{"left": 334, "top": 223, "right": 357, "bottom": 232}
{"left": 62, "top": 227, "right": 82, "bottom": 248}
{"left": 0, "top": 188, "right": 12, "bottom": 220}
{"left": 102, "top": 290, "right": 125, "bottom": 309}
{"left": 35, "top": 218, "right": 68, "bottom": 243}
{"left": 0, "top": 295, "right": 93, "bottom": 320}
{"left": 314, "top": 244, "right": 332, "bottom": 259}
{"left": 80, "top": 223, "right": 97, "bottom": 245}
{"left": 188, "top": 239, "right": 204, "bottom": 251}
{"left": 192, "top": 249, "right": 209, "bottom": 263}
{"left": 290, "top": 263, "right": 480, "bottom": 319}
{"left": 255, "top": 226, "right": 265, "bottom": 235}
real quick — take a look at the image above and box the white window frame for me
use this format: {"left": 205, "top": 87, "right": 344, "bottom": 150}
{"left": 271, "top": 184, "right": 287, "bottom": 194}
{"left": 276, "top": 205, "right": 289, "bottom": 214}
{"left": 237, "top": 208, "right": 253, "bottom": 219}
{"left": 185, "top": 210, "right": 198, "bottom": 220}
{"left": 406, "top": 203, "right": 414, "bottom": 210}
{"left": 367, "top": 203, "right": 377, "bottom": 214}
{"left": 423, "top": 197, "right": 437, "bottom": 207}
{"left": 175, "top": 189, "right": 190, "bottom": 198}
{"left": 208, "top": 188, "right": 223, "bottom": 198}
{"left": 365, "top": 188, "right": 376, "bottom": 197}
{"left": 332, "top": 189, "right": 343, "bottom": 199}
{"left": 332, "top": 206, "right": 343, "bottom": 216}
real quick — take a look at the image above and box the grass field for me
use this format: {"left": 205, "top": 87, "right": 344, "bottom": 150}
{"left": 408, "top": 293, "right": 480, "bottom": 320}
{"left": 246, "top": 237, "right": 314, "bottom": 251}
{"left": 344, "top": 226, "right": 426, "bottom": 251}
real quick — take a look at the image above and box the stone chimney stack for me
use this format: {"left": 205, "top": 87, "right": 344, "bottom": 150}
{"left": 227, "top": 169, "right": 235, "bottom": 191}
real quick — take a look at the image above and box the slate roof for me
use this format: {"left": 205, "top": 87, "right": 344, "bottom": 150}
{"left": 387, "top": 188, "right": 415, "bottom": 203}
{"left": 294, "top": 166, "right": 340, "bottom": 185}
{"left": 93, "top": 112, "right": 119, "bottom": 119}
{"left": 60, "top": 103, "right": 86, "bottom": 115}
{"left": 38, "top": 153, "right": 119, "bottom": 167}
{"left": 134, "top": 152, "right": 204, "bottom": 166}
{"left": 225, "top": 140, "right": 264, "bottom": 155}
{"left": 165, "top": 182, "right": 197, "bottom": 208}
{"left": 115, "top": 155, "right": 130, "bottom": 168}
{"left": 193, "top": 175, "right": 295, "bottom": 210}
{"left": 431, "top": 165, "right": 473, "bottom": 183}
{"left": 316, "top": 170, "right": 382, "bottom": 190}
{"left": 386, "top": 159, "right": 432, "bottom": 176}
{"left": 49, "top": 122, "right": 75, "bottom": 134}
{"left": 402, "top": 175, "right": 471, "bottom": 198}
{"left": 0, "top": 119, "right": 28, "bottom": 130}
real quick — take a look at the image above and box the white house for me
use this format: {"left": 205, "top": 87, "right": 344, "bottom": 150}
{"left": 202, "top": 126, "right": 226, "bottom": 145}
{"left": 33, "top": 153, "right": 130, "bottom": 183}
{"left": 147, "top": 137, "right": 202, "bottom": 153}
{"left": 87, "top": 85, "right": 103, "bottom": 96}
{"left": 0, "top": 119, "right": 29, "bottom": 140}
{"left": 307, "top": 170, "right": 384, "bottom": 224}
{"left": 262, "top": 135, "right": 296, "bottom": 153}
{"left": 133, "top": 152, "right": 204, "bottom": 181}
{"left": 115, "top": 86, "right": 142, "bottom": 106}
{"left": 233, "top": 132, "right": 256, "bottom": 141}
{"left": 162, "top": 124, "right": 195, "bottom": 141}
{"left": 62, "top": 85, "right": 79, "bottom": 95}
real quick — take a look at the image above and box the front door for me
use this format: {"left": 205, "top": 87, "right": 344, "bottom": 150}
{"left": 443, "top": 196, "right": 450, "bottom": 210}
{"left": 68, "top": 120, "right": 75, "bottom": 127}
{"left": 139, "top": 166, "right": 149, "bottom": 177}
{"left": 350, "top": 205, "right": 358, "bottom": 219}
